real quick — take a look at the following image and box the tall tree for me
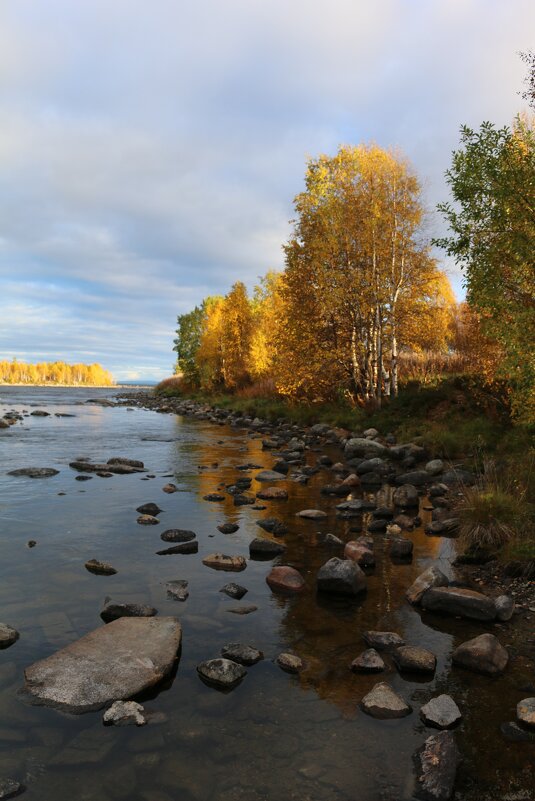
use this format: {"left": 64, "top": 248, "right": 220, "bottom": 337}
{"left": 220, "top": 282, "right": 253, "bottom": 389}
{"left": 174, "top": 304, "right": 205, "bottom": 384}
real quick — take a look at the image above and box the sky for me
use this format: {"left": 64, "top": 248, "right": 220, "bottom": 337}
{"left": 0, "top": 0, "right": 532, "bottom": 382}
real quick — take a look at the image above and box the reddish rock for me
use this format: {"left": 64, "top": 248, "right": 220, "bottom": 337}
{"left": 266, "top": 566, "right": 305, "bottom": 594}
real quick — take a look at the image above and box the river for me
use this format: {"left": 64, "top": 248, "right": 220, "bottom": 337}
{"left": 0, "top": 386, "right": 532, "bottom": 801}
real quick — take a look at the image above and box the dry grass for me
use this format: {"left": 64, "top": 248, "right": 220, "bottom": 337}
{"left": 398, "top": 350, "right": 471, "bottom": 384}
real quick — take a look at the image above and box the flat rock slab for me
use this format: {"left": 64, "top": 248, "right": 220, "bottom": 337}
{"left": 414, "top": 731, "right": 459, "bottom": 801}
{"left": 360, "top": 682, "right": 411, "bottom": 719}
{"left": 420, "top": 695, "right": 462, "bottom": 729}
{"left": 156, "top": 541, "right": 198, "bottom": 556}
{"left": 452, "top": 633, "right": 508, "bottom": 676}
{"left": 363, "top": 631, "right": 405, "bottom": 650}
{"left": 422, "top": 587, "right": 496, "bottom": 621}
{"left": 8, "top": 467, "right": 59, "bottom": 478}
{"left": 202, "top": 553, "right": 247, "bottom": 571}
{"left": 257, "top": 487, "right": 288, "bottom": 500}
{"left": 22, "top": 616, "right": 182, "bottom": 713}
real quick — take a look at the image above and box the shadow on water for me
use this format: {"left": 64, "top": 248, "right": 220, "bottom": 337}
{"left": 0, "top": 386, "right": 533, "bottom": 801}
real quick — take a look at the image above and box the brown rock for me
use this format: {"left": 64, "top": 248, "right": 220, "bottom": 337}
{"left": 452, "top": 633, "right": 508, "bottom": 676}
{"left": 266, "top": 565, "right": 305, "bottom": 593}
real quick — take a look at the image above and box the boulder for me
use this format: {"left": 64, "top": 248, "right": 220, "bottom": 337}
{"left": 103, "top": 700, "right": 146, "bottom": 726}
{"left": 254, "top": 470, "right": 285, "bottom": 482}
{"left": 8, "top": 467, "right": 59, "bottom": 478}
{"left": 344, "top": 541, "right": 375, "bottom": 568}
{"left": 0, "top": 624, "right": 19, "bottom": 649}
{"left": 344, "top": 438, "right": 389, "bottom": 458}
{"left": 197, "top": 658, "right": 246, "bottom": 689}
{"left": 425, "top": 459, "right": 444, "bottom": 475}
{"left": 219, "top": 583, "right": 247, "bottom": 600}
{"left": 389, "top": 538, "right": 414, "bottom": 560}
{"left": 421, "top": 587, "right": 496, "bottom": 621}
{"left": 266, "top": 566, "right": 305, "bottom": 593}
{"left": 414, "top": 731, "right": 459, "bottom": 801}
{"left": 108, "top": 457, "right": 144, "bottom": 468}
{"left": 221, "top": 643, "right": 264, "bottom": 665}
{"left": 363, "top": 631, "right": 405, "bottom": 650}
{"left": 136, "top": 503, "right": 162, "bottom": 516}
{"left": 276, "top": 653, "right": 304, "bottom": 673}
{"left": 442, "top": 469, "right": 476, "bottom": 486}
{"left": 202, "top": 553, "right": 247, "bottom": 572}
{"left": 100, "top": 601, "right": 157, "bottom": 623}
{"left": 218, "top": 523, "right": 239, "bottom": 534}
{"left": 495, "top": 595, "right": 514, "bottom": 621}
{"left": 249, "top": 538, "right": 286, "bottom": 558}
{"left": 85, "top": 559, "right": 117, "bottom": 576}
{"left": 165, "top": 580, "right": 189, "bottom": 601}
{"left": 360, "top": 682, "right": 411, "bottom": 719}
{"left": 420, "top": 695, "right": 462, "bottom": 729}
{"left": 316, "top": 558, "right": 367, "bottom": 596}
{"left": 452, "top": 633, "right": 508, "bottom": 676}
{"left": 517, "top": 697, "right": 535, "bottom": 729}
{"left": 160, "top": 529, "right": 196, "bottom": 543}
{"left": 350, "top": 648, "right": 385, "bottom": 673}
{"left": 22, "top": 617, "right": 182, "bottom": 713}
{"left": 393, "top": 646, "right": 436, "bottom": 674}
{"left": 393, "top": 484, "right": 419, "bottom": 507}
{"left": 406, "top": 567, "right": 449, "bottom": 605}
{"left": 395, "top": 470, "right": 431, "bottom": 486}
{"left": 425, "top": 519, "right": 460, "bottom": 537}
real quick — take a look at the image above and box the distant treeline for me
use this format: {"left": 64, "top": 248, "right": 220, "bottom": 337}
{"left": 0, "top": 360, "right": 115, "bottom": 386}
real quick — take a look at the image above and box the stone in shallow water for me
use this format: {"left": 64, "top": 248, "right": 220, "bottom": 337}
{"left": 266, "top": 566, "right": 305, "bottom": 593}
{"left": 156, "top": 541, "right": 199, "bottom": 556}
{"left": 202, "top": 553, "right": 247, "bottom": 572}
{"left": 414, "top": 731, "right": 459, "bottom": 801}
{"left": 350, "top": 648, "right": 385, "bottom": 673}
{"left": 389, "top": 538, "right": 414, "bottom": 560}
{"left": 218, "top": 523, "right": 239, "bottom": 534}
{"left": 256, "top": 487, "right": 288, "bottom": 500}
{"left": 422, "top": 586, "right": 496, "bottom": 621}
{"left": 517, "top": 697, "right": 535, "bottom": 729}
{"left": 276, "top": 653, "right": 304, "bottom": 673}
{"left": 360, "top": 682, "right": 411, "bottom": 719}
{"left": 160, "top": 529, "right": 196, "bottom": 543}
{"left": 221, "top": 643, "right": 264, "bottom": 665}
{"left": 452, "top": 633, "right": 508, "bottom": 676}
{"left": 103, "top": 700, "right": 146, "bottom": 726}
{"left": 0, "top": 624, "right": 19, "bottom": 649}
{"left": 344, "top": 541, "right": 375, "bottom": 567}
{"left": 394, "top": 646, "right": 436, "bottom": 674}
{"left": 406, "top": 566, "right": 449, "bottom": 605}
{"left": 500, "top": 721, "right": 535, "bottom": 742}
{"left": 85, "top": 559, "right": 117, "bottom": 576}
{"left": 197, "top": 658, "right": 246, "bottom": 689}
{"left": 219, "top": 583, "right": 247, "bottom": 600}
{"left": 363, "top": 631, "right": 405, "bottom": 650}
{"left": 100, "top": 601, "right": 157, "bottom": 623}
{"left": 249, "top": 538, "right": 286, "bottom": 558}
{"left": 256, "top": 518, "right": 288, "bottom": 537}
{"left": 227, "top": 604, "right": 257, "bottom": 615}
{"left": 316, "top": 557, "right": 367, "bottom": 596}
{"left": 137, "top": 514, "right": 159, "bottom": 525}
{"left": 136, "top": 503, "right": 162, "bottom": 516}
{"left": 8, "top": 467, "right": 59, "bottom": 478}
{"left": 165, "top": 580, "right": 189, "bottom": 601}
{"left": 296, "top": 509, "right": 327, "bottom": 519}
{"left": 22, "top": 616, "right": 182, "bottom": 713}
{"left": 0, "top": 779, "right": 23, "bottom": 799}
{"left": 420, "top": 695, "right": 462, "bottom": 729}
{"left": 495, "top": 594, "right": 514, "bottom": 621}
{"left": 254, "top": 470, "right": 285, "bottom": 482}
{"left": 162, "top": 483, "right": 177, "bottom": 493}
{"left": 203, "top": 493, "right": 225, "bottom": 502}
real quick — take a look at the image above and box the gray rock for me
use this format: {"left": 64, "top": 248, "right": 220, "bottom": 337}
{"left": 22, "top": 616, "right": 182, "bottom": 712}
{"left": 316, "top": 557, "right": 367, "bottom": 596}
{"left": 219, "top": 583, "right": 247, "bottom": 600}
{"left": 425, "top": 459, "right": 444, "bottom": 475}
{"left": 254, "top": 470, "right": 285, "bottom": 482}
{"left": 136, "top": 503, "right": 162, "bottom": 516}
{"left": 100, "top": 601, "right": 157, "bottom": 623}
{"left": 221, "top": 643, "right": 264, "bottom": 665}
{"left": 197, "top": 658, "right": 246, "bottom": 689}
{"left": 256, "top": 518, "right": 288, "bottom": 537}
{"left": 276, "top": 653, "right": 304, "bottom": 673}
{"left": 422, "top": 586, "right": 496, "bottom": 621}
{"left": 395, "top": 470, "right": 430, "bottom": 486}
{"left": 420, "top": 695, "right": 462, "bottom": 729}
{"left": 249, "top": 538, "right": 286, "bottom": 558}
{"left": 500, "top": 721, "right": 535, "bottom": 742}
{"left": 85, "top": 559, "right": 117, "bottom": 576}
{"left": 103, "top": 700, "right": 146, "bottom": 726}
{"left": 452, "top": 633, "right": 508, "bottom": 676}
{"left": 218, "top": 523, "right": 239, "bottom": 534}
{"left": 227, "top": 604, "right": 257, "bottom": 615}
{"left": 156, "top": 541, "right": 199, "bottom": 555}
{"left": 406, "top": 566, "right": 449, "bottom": 605}
{"left": 517, "top": 697, "right": 535, "bottom": 729}
{"left": 415, "top": 731, "right": 459, "bottom": 801}
{"left": 394, "top": 646, "right": 436, "bottom": 674}
{"left": 345, "top": 438, "right": 389, "bottom": 458}
{"left": 350, "top": 648, "right": 385, "bottom": 673}
{"left": 296, "top": 509, "right": 327, "bottom": 519}
{"left": 0, "top": 624, "right": 19, "bottom": 649}
{"left": 425, "top": 518, "right": 460, "bottom": 537}
{"left": 0, "top": 779, "right": 23, "bottom": 799}
{"left": 160, "top": 529, "right": 196, "bottom": 543}
{"left": 108, "top": 457, "right": 144, "bottom": 468}
{"left": 8, "top": 467, "right": 59, "bottom": 478}
{"left": 442, "top": 468, "right": 475, "bottom": 486}
{"left": 363, "top": 631, "right": 405, "bottom": 650}
{"left": 202, "top": 553, "right": 247, "bottom": 571}
{"left": 495, "top": 594, "right": 514, "bottom": 621}
{"left": 389, "top": 538, "right": 414, "bottom": 560}
{"left": 356, "top": 457, "right": 385, "bottom": 475}
{"left": 165, "top": 580, "right": 189, "bottom": 601}
{"left": 360, "top": 682, "right": 411, "bottom": 718}
{"left": 324, "top": 533, "right": 343, "bottom": 546}
{"left": 393, "top": 484, "right": 419, "bottom": 507}
{"left": 344, "top": 541, "right": 375, "bottom": 567}
{"left": 137, "top": 514, "right": 159, "bottom": 525}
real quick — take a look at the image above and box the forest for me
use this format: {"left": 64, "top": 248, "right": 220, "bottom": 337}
{"left": 0, "top": 360, "right": 115, "bottom": 386}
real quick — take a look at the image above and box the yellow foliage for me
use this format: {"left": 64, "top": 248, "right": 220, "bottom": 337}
{"left": 0, "top": 359, "right": 114, "bottom": 385}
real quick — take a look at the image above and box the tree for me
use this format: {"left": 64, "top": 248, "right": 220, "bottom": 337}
{"left": 435, "top": 117, "right": 535, "bottom": 421}
{"left": 220, "top": 282, "right": 253, "bottom": 389}
{"left": 195, "top": 297, "right": 225, "bottom": 390}
{"left": 249, "top": 271, "right": 285, "bottom": 382}
{"left": 173, "top": 305, "right": 205, "bottom": 385}
{"left": 520, "top": 50, "right": 535, "bottom": 109}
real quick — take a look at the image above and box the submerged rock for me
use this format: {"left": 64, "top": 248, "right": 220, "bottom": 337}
{"left": 363, "top": 631, "right": 405, "bottom": 650}
{"left": 276, "top": 653, "right": 304, "bottom": 673}
{"left": 227, "top": 604, "right": 258, "bottom": 615}
{"left": 317, "top": 558, "right": 367, "bottom": 596}
{"left": 360, "top": 682, "right": 411, "bottom": 719}
{"left": 160, "top": 529, "right": 196, "bottom": 543}
{"left": 203, "top": 493, "right": 225, "bottom": 502}
{"left": 406, "top": 567, "right": 449, "bottom": 605}
{"left": 100, "top": 601, "right": 157, "bottom": 623}
{"left": 414, "top": 731, "right": 459, "bottom": 801}
{"left": 0, "top": 624, "right": 19, "bottom": 649}
{"left": 156, "top": 541, "right": 198, "bottom": 555}
{"left": 296, "top": 509, "right": 327, "bottom": 519}
{"left": 257, "top": 487, "right": 288, "bottom": 500}
{"left": 421, "top": 586, "right": 496, "bottom": 621}
{"left": 162, "top": 483, "right": 177, "bottom": 493}
{"left": 254, "top": 470, "right": 285, "bottom": 482}
{"left": 452, "top": 633, "right": 508, "bottom": 676}
{"left": 197, "top": 658, "right": 246, "bottom": 689}
{"left": 22, "top": 617, "right": 182, "bottom": 713}
{"left": 420, "top": 695, "right": 462, "bottom": 729}
{"left": 103, "top": 700, "right": 146, "bottom": 726}
{"left": 221, "top": 643, "right": 264, "bottom": 665}
{"left": 202, "top": 553, "right": 247, "bottom": 571}
{"left": 165, "top": 580, "right": 189, "bottom": 601}
{"left": 85, "top": 559, "right": 117, "bottom": 576}
{"left": 266, "top": 565, "right": 305, "bottom": 593}
{"left": 8, "top": 467, "right": 59, "bottom": 478}
{"left": 350, "top": 649, "right": 385, "bottom": 673}
{"left": 249, "top": 538, "right": 286, "bottom": 558}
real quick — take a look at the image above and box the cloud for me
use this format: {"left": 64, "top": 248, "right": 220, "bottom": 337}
{"left": 0, "top": 0, "right": 532, "bottom": 379}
